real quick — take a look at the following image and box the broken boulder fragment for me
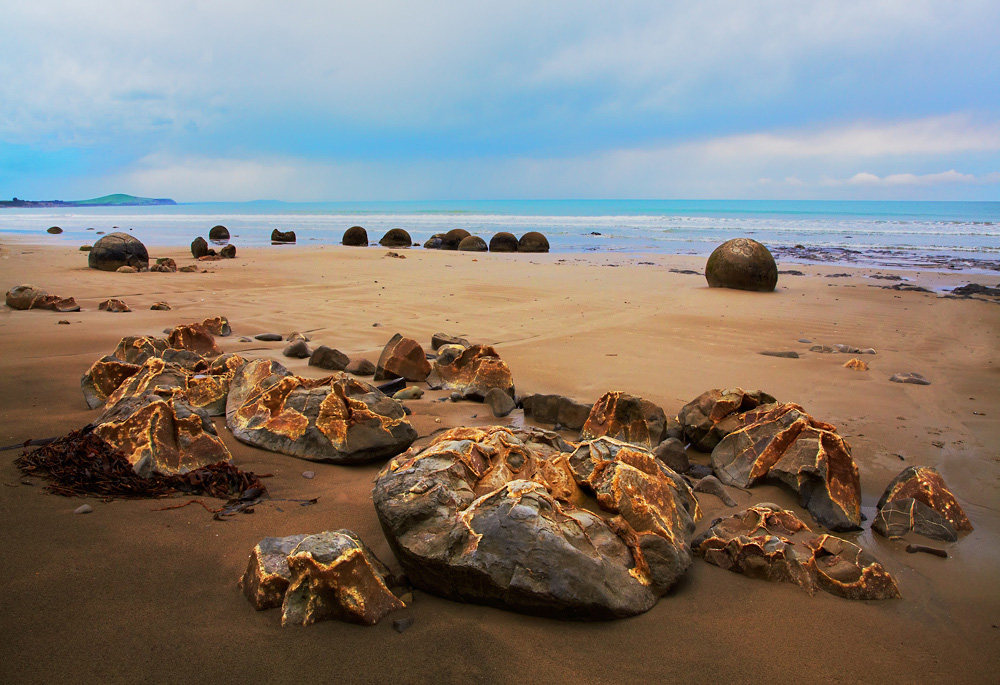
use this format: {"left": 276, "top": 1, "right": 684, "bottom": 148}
{"left": 580, "top": 391, "right": 667, "bottom": 449}
{"left": 678, "top": 388, "right": 777, "bottom": 452}
{"left": 240, "top": 534, "right": 311, "bottom": 610}
{"left": 375, "top": 334, "right": 431, "bottom": 382}
{"left": 426, "top": 344, "right": 515, "bottom": 400}
{"left": 873, "top": 466, "right": 972, "bottom": 541}
{"left": 5, "top": 284, "right": 81, "bottom": 312}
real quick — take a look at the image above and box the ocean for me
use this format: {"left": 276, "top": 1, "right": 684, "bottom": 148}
{"left": 2, "top": 199, "right": 998, "bottom": 269}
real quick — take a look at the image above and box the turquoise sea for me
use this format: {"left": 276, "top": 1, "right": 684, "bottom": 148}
{"left": 1, "top": 199, "right": 998, "bottom": 267}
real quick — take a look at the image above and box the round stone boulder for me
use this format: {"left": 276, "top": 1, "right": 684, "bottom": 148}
{"left": 457, "top": 235, "right": 488, "bottom": 252}
{"left": 209, "top": 225, "right": 229, "bottom": 241}
{"left": 342, "top": 225, "right": 368, "bottom": 246}
{"left": 518, "top": 231, "right": 549, "bottom": 253}
{"left": 88, "top": 232, "right": 149, "bottom": 272}
{"left": 441, "top": 229, "right": 471, "bottom": 250}
{"left": 191, "top": 236, "right": 209, "bottom": 258}
{"left": 705, "top": 238, "right": 778, "bottom": 292}
{"left": 489, "top": 232, "right": 518, "bottom": 252}
{"left": 379, "top": 228, "right": 411, "bottom": 248}
{"left": 47, "top": 226, "right": 63, "bottom": 234}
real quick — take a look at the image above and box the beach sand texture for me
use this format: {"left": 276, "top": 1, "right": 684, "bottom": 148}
{"left": 1, "top": 241, "right": 998, "bottom": 683}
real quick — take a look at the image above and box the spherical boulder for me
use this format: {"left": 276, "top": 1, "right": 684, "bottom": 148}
{"left": 489, "top": 232, "right": 518, "bottom": 252}
{"left": 518, "top": 231, "right": 549, "bottom": 253}
{"left": 208, "top": 225, "right": 229, "bottom": 241}
{"left": 441, "top": 229, "right": 471, "bottom": 250}
{"left": 342, "top": 225, "right": 368, "bottom": 246}
{"left": 705, "top": 238, "right": 778, "bottom": 292}
{"left": 88, "top": 232, "right": 149, "bottom": 272}
{"left": 47, "top": 226, "right": 63, "bottom": 234}
{"left": 191, "top": 236, "right": 209, "bottom": 258}
{"left": 423, "top": 234, "right": 445, "bottom": 249}
{"left": 457, "top": 235, "right": 488, "bottom": 252}
{"left": 379, "top": 228, "right": 411, "bottom": 248}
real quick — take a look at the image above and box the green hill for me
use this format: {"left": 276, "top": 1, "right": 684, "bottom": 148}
{"left": 67, "top": 194, "right": 176, "bottom": 206}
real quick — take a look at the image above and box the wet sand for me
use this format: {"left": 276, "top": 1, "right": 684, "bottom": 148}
{"left": 1, "top": 241, "right": 998, "bottom": 684}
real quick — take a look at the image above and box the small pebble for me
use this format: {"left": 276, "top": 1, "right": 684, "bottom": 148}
{"left": 57, "top": 320, "right": 70, "bottom": 325}
{"left": 74, "top": 504, "right": 93, "bottom": 515}
{"left": 302, "top": 471, "right": 315, "bottom": 479}
{"left": 797, "top": 338, "right": 812, "bottom": 343}
{"left": 393, "top": 617, "right": 415, "bottom": 633}
{"left": 238, "top": 336, "right": 253, "bottom": 342}
{"left": 450, "top": 392, "right": 462, "bottom": 402}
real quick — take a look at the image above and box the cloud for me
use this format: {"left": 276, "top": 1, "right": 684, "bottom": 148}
{"left": 841, "top": 170, "right": 1000, "bottom": 186}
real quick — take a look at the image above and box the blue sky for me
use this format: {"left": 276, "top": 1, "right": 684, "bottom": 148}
{"left": 1, "top": 1, "right": 998, "bottom": 201}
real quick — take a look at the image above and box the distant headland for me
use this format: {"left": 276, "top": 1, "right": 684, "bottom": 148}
{"left": 0, "top": 193, "right": 177, "bottom": 208}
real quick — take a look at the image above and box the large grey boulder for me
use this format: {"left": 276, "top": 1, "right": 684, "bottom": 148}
{"left": 88, "top": 232, "right": 149, "bottom": 271}
{"left": 705, "top": 238, "right": 778, "bottom": 292}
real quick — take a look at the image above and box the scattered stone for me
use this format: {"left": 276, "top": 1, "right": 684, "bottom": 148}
{"left": 458, "top": 235, "right": 488, "bottom": 252}
{"left": 57, "top": 320, "right": 70, "bottom": 325}
{"left": 870, "top": 274, "right": 904, "bottom": 281}
{"left": 209, "top": 225, "right": 229, "bottom": 241}
{"left": 226, "top": 359, "right": 417, "bottom": 463}
{"left": 522, "top": 394, "right": 592, "bottom": 431}
{"left": 426, "top": 344, "right": 515, "bottom": 400}
{"left": 393, "top": 617, "right": 415, "bottom": 633}
{"left": 220, "top": 244, "right": 236, "bottom": 259}
{"left": 373, "top": 428, "right": 699, "bottom": 619}
{"left": 393, "top": 386, "right": 424, "bottom": 401}
{"left": 88, "top": 232, "right": 149, "bottom": 272}
{"left": 238, "top": 337, "right": 252, "bottom": 342}
{"left": 686, "top": 463, "right": 713, "bottom": 480}
{"left": 711, "top": 402, "right": 862, "bottom": 531}
{"left": 489, "top": 232, "right": 518, "bottom": 252}
{"left": 342, "top": 225, "right": 368, "bottom": 246}
{"left": 434, "top": 344, "right": 466, "bottom": 366}
{"left": 379, "top": 228, "right": 411, "bottom": 248}
{"left": 693, "top": 505, "right": 899, "bottom": 600}
{"left": 809, "top": 345, "right": 838, "bottom": 353}
{"left": 692, "top": 475, "right": 737, "bottom": 507}
{"left": 423, "top": 235, "right": 444, "bottom": 249}
{"left": 705, "top": 238, "right": 778, "bottom": 292}
{"left": 309, "top": 346, "right": 350, "bottom": 371}
{"left": 873, "top": 466, "right": 972, "bottom": 542}
{"left": 116, "top": 266, "right": 137, "bottom": 273}
{"left": 191, "top": 236, "right": 209, "bottom": 258}
{"left": 240, "top": 534, "right": 315, "bottom": 609}
{"left": 430, "top": 332, "right": 470, "bottom": 350}
{"left": 860, "top": 348, "right": 876, "bottom": 354}
{"left": 80, "top": 245, "right": 92, "bottom": 251}
{"left": 47, "top": 226, "right": 63, "bottom": 234}
{"left": 843, "top": 358, "right": 869, "bottom": 371}
{"left": 198, "top": 254, "right": 222, "bottom": 261}
{"left": 150, "top": 258, "right": 177, "bottom": 273}
{"left": 951, "top": 283, "right": 1000, "bottom": 297}
{"left": 345, "top": 358, "right": 376, "bottom": 376}
{"left": 890, "top": 372, "right": 931, "bottom": 385}
{"left": 5, "top": 285, "right": 80, "bottom": 312}
{"left": 178, "top": 265, "right": 198, "bottom": 273}
{"left": 375, "top": 334, "right": 432, "bottom": 382}
{"left": 302, "top": 471, "right": 315, "bottom": 479}
{"left": 440, "top": 229, "right": 471, "bottom": 250}
{"left": 100, "top": 354, "right": 246, "bottom": 416}
{"left": 669, "top": 268, "right": 700, "bottom": 275}
{"left": 484, "top": 387, "right": 516, "bottom": 417}
{"left": 797, "top": 338, "right": 812, "bottom": 343}
{"left": 449, "top": 392, "right": 462, "bottom": 402}
{"left": 653, "top": 438, "right": 689, "bottom": 474}
{"left": 760, "top": 351, "right": 799, "bottom": 358}
{"left": 826, "top": 273, "right": 850, "bottom": 278}
{"left": 255, "top": 333, "right": 283, "bottom": 342}
{"left": 906, "top": 544, "right": 948, "bottom": 558}
{"left": 384, "top": 251, "right": 405, "bottom": 259}
{"left": 579, "top": 391, "right": 668, "bottom": 449}
{"left": 283, "top": 339, "right": 312, "bottom": 359}
{"left": 98, "top": 298, "right": 131, "bottom": 312}
{"left": 677, "top": 388, "right": 776, "bottom": 452}
{"left": 778, "top": 270, "right": 804, "bottom": 276}
{"left": 271, "top": 229, "right": 296, "bottom": 243}
{"left": 74, "top": 504, "right": 93, "bottom": 514}
{"left": 518, "top": 231, "right": 550, "bottom": 253}
{"left": 834, "top": 344, "right": 861, "bottom": 353}
{"left": 201, "top": 316, "right": 231, "bottom": 337}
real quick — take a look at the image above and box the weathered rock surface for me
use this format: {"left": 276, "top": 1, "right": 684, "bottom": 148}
{"left": 191, "top": 236, "right": 209, "bottom": 258}
{"left": 309, "top": 346, "right": 350, "bottom": 371}
{"left": 692, "top": 475, "right": 737, "bottom": 507}
{"left": 523, "top": 394, "right": 593, "bottom": 431}
{"left": 518, "top": 231, "right": 549, "bottom": 253}
{"left": 81, "top": 356, "right": 142, "bottom": 409}
{"left": 426, "top": 344, "right": 514, "bottom": 400}
{"left": 100, "top": 354, "right": 247, "bottom": 416}
{"left": 484, "top": 387, "right": 516, "bottom": 417}
{"left": 201, "top": 316, "right": 232, "bottom": 337}
{"left": 226, "top": 359, "right": 417, "bottom": 464}
{"left": 99, "top": 298, "right": 131, "bottom": 312}
{"left": 873, "top": 466, "right": 972, "bottom": 541}
{"left": 653, "top": 438, "right": 689, "bottom": 474}
{"left": 373, "top": 428, "right": 699, "bottom": 619}
{"left": 375, "top": 334, "right": 432, "bottom": 382}
{"left": 271, "top": 229, "right": 296, "bottom": 243}
{"left": 457, "top": 235, "right": 488, "bottom": 252}
{"left": 94, "top": 390, "right": 232, "bottom": 477}
{"left": 116, "top": 266, "right": 138, "bottom": 273}
{"left": 843, "top": 358, "right": 869, "bottom": 371}
{"left": 5, "top": 285, "right": 80, "bottom": 312}
{"left": 345, "top": 358, "right": 376, "bottom": 376}
{"left": 392, "top": 386, "right": 424, "bottom": 401}
{"left": 489, "top": 232, "right": 518, "bottom": 252}
{"left": 760, "top": 351, "right": 799, "bottom": 359}
{"left": 678, "top": 388, "right": 777, "bottom": 452}
{"left": 281, "top": 530, "right": 405, "bottom": 627}
{"left": 710, "top": 402, "right": 862, "bottom": 531}
{"left": 890, "top": 372, "right": 931, "bottom": 385}
{"left": 342, "top": 226, "right": 368, "bottom": 246}
{"left": 705, "top": 238, "right": 778, "bottom": 292}
{"left": 88, "top": 232, "right": 149, "bottom": 272}
{"left": 240, "top": 534, "right": 311, "bottom": 609}
{"left": 167, "top": 323, "right": 222, "bottom": 357}
{"left": 580, "top": 392, "right": 667, "bottom": 449}
{"left": 209, "top": 225, "right": 229, "bottom": 241}
{"left": 431, "top": 332, "right": 470, "bottom": 350}
{"left": 283, "top": 339, "right": 312, "bottom": 359}
{"left": 440, "top": 229, "right": 470, "bottom": 250}
{"left": 220, "top": 244, "right": 236, "bottom": 259}
{"left": 379, "top": 228, "right": 411, "bottom": 248}
{"left": 693, "top": 505, "right": 900, "bottom": 600}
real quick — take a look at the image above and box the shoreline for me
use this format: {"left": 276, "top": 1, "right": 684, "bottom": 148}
{"left": 1, "top": 241, "right": 998, "bottom": 683}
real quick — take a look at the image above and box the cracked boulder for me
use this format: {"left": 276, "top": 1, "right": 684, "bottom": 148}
{"left": 5, "top": 284, "right": 81, "bottom": 312}
{"left": 426, "top": 344, "right": 515, "bottom": 400}
{"left": 374, "top": 334, "right": 431, "bottom": 382}
{"left": 226, "top": 359, "right": 417, "bottom": 464}
{"left": 873, "top": 466, "right": 973, "bottom": 542}
{"left": 678, "top": 388, "right": 777, "bottom": 452}
{"left": 88, "top": 232, "right": 149, "bottom": 272}
{"left": 522, "top": 394, "right": 592, "bottom": 431}
{"left": 580, "top": 392, "right": 667, "bottom": 449}
{"left": 167, "top": 322, "right": 223, "bottom": 357}
{"left": 201, "top": 316, "right": 232, "bottom": 337}
{"left": 240, "top": 534, "right": 311, "bottom": 610}
{"left": 373, "top": 427, "right": 699, "bottom": 619}
{"left": 693, "top": 505, "right": 900, "bottom": 600}
{"left": 711, "top": 403, "right": 861, "bottom": 531}
{"left": 102, "top": 354, "right": 247, "bottom": 416}
{"left": 94, "top": 390, "right": 232, "bottom": 477}
{"left": 81, "top": 356, "right": 143, "bottom": 409}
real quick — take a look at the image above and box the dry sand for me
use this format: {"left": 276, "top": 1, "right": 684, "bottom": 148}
{"left": 1, "top": 241, "right": 998, "bottom": 684}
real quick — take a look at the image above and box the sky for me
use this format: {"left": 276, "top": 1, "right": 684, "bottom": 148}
{"left": 1, "top": 1, "right": 998, "bottom": 202}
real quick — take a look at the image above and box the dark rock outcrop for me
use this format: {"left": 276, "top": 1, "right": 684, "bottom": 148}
{"left": 226, "top": 359, "right": 417, "bottom": 464}
{"left": 374, "top": 334, "right": 431, "bottom": 382}
{"left": 209, "top": 225, "right": 229, "bottom": 241}
{"left": 522, "top": 394, "right": 592, "bottom": 431}
{"left": 345, "top": 358, "right": 376, "bottom": 376}
{"left": 283, "top": 339, "right": 312, "bottom": 359}
{"left": 98, "top": 299, "right": 131, "bottom": 312}
{"left": 431, "top": 332, "right": 470, "bottom": 350}
{"left": 309, "top": 346, "right": 350, "bottom": 371}
{"left": 88, "top": 232, "right": 149, "bottom": 271}
{"left": 457, "top": 236, "right": 488, "bottom": 252}
{"left": 191, "top": 237, "right": 209, "bottom": 258}
{"left": 271, "top": 229, "right": 296, "bottom": 243}
{"left": 580, "top": 392, "right": 667, "bottom": 449}
{"left": 518, "top": 231, "right": 549, "bottom": 253}
{"left": 426, "top": 344, "right": 514, "bottom": 400}
{"left": 705, "top": 238, "right": 778, "bottom": 292}
{"left": 873, "top": 466, "right": 973, "bottom": 541}
{"left": 693, "top": 505, "right": 900, "bottom": 600}
{"left": 373, "top": 427, "right": 699, "bottom": 619}
{"left": 240, "top": 534, "right": 310, "bottom": 610}
{"left": 378, "top": 228, "right": 411, "bottom": 248}
{"left": 489, "top": 232, "right": 518, "bottom": 252}
{"left": 5, "top": 285, "right": 80, "bottom": 312}
{"left": 342, "top": 226, "right": 368, "bottom": 246}
{"left": 167, "top": 323, "right": 222, "bottom": 357}
{"left": 220, "top": 244, "right": 236, "bottom": 259}
{"left": 678, "top": 388, "right": 777, "bottom": 452}
{"left": 441, "top": 229, "right": 471, "bottom": 250}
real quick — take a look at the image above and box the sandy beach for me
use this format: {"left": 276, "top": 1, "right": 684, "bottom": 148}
{"left": 1, "top": 240, "right": 998, "bottom": 684}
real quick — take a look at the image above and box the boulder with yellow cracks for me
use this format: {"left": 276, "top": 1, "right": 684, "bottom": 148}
{"left": 426, "top": 344, "right": 515, "bottom": 400}
{"left": 677, "top": 388, "right": 777, "bottom": 452}
{"left": 374, "top": 333, "right": 431, "bottom": 382}
{"left": 167, "top": 322, "right": 222, "bottom": 357}
{"left": 873, "top": 466, "right": 973, "bottom": 541}
{"left": 580, "top": 392, "right": 668, "bottom": 449}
